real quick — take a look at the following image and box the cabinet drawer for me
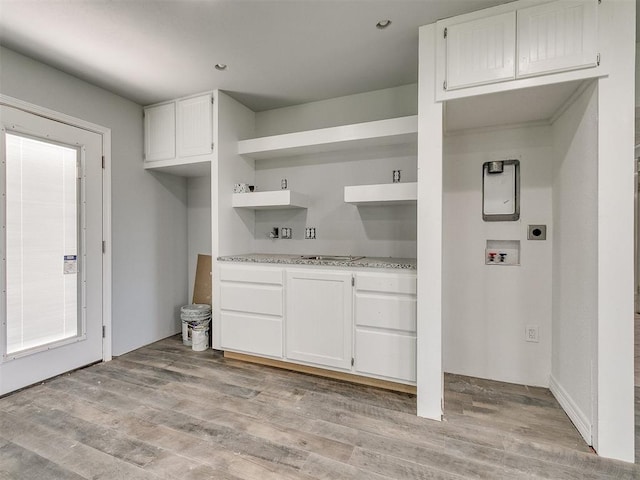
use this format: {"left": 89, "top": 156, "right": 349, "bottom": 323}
{"left": 219, "top": 265, "right": 283, "bottom": 285}
{"left": 355, "top": 293, "right": 416, "bottom": 332}
{"left": 220, "top": 283, "right": 282, "bottom": 316}
{"left": 355, "top": 330, "right": 416, "bottom": 382}
{"left": 221, "top": 312, "right": 282, "bottom": 358}
{"left": 355, "top": 273, "right": 416, "bottom": 295}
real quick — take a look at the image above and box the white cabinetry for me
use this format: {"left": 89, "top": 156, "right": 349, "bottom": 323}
{"left": 176, "top": 94, "right": 213, "bottom": 157}
{"left": 438, "top": 0, "right": 599, "bottom": 94}
{"left": 219, "top": 264, "right": 284, "bottom": 358}
{"left": 444, "top": 11, "right": 516, "bottom": 90}
{"left": 217, "top": 263, "right": 417, "bottom": 386}
{"left": 144, "top": 92, "right": 213, "bottom": 176}
{"left": 517, "top": 0, "right": 598, "bottom": 78}
{"left": 354, "top": 272, "right": 417, "bottom": 382}
{"left": 144, "top": 102, "right": 175, "bottom": 161}
{"left": 285, "top": 270, "right": 353, "bottom": 370}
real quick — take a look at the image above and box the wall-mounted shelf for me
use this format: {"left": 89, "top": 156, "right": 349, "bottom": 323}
{"left": 344, "top": 182, "right": 417, "bottom": 206}
{"left": 232, "top": 190, "right": 309, "bottom": 210}
{"left": 237, "top": 115, "right": 418, "bottom": 160}
{"left": 143, "top": 158, "right": 211, "bottom": 177}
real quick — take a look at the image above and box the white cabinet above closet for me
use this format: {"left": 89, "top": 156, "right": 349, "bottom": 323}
{"left": 444, "top": 11, "right": 516, "bottom": 90}
{"left": 144, "top": 92, "right": 213, "bottom": 176}
{"left": 436, "top": 0, "right": 599, "bottom": 99}
{"left": 517, "top": 0, "right": 598, "bottom": 78}
{"left": 237, "top": 115, "right": 417, "bottom": 160}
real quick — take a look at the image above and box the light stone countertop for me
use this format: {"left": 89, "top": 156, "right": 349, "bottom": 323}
{"left": 217, "top": 253, "right": 416, "bottom": 270}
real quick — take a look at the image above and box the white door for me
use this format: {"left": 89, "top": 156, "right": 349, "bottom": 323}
{"left": 517, "top": 0, "right": 598, "bottom": 78}
{"left": 444, "top": 11, "right": 516, "bottom": 90}
{"left": 285, "top": 270, "right": 352, "bottom": 370}
{"left": 0, "top": 105, "right": 104, "bottom": 395}
{"left": 177, "top": 94, "right": 213, "bottom": 158}
{"left": 144, "top": 101, "right": 175, "bottom": 162}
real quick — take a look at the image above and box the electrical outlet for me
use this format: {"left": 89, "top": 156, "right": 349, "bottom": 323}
{"left": 525, "top": 325, "right": 539, "bottom": 343}
{"left": 281, "top": 227, "right": 292, "bottom": 239}
{"left": 305, "top": 227, "right": 316, "bottom": 239}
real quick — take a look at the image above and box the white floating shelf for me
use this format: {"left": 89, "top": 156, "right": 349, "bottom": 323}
{"left": 143, "top": 158, "right": 210, "bottom": 177}
{"left": 344, "top": 182, "right": 417, "bottom": 206}
{"left": 232, "top": 190, "right": 309, "bottom": 210}
{"left": 237, "top": 115, "right": 418, "bottom": 160}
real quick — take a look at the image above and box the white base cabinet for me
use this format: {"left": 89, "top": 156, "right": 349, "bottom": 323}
{"left": 217, "top": 262, "right": 417, "bottom": 386}
{"left": 354, "top": 272, "right": 417, "bottom": 382}
{"left": 218, "top": 264, "right": 284, "bottom": 358}
{"left": 285, "top": 270, "right": 353, "bottom": 370}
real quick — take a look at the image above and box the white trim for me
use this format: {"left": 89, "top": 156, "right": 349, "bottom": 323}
{"left": 0, "top": 94, "right": 112, "bottom": 362}
{"left": 549, "top": 374, "right": 592, "bottom": 445}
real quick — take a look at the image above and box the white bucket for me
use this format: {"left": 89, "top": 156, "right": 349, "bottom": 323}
{"left": 181, "top": 321, "right": 192, "bottom": 346}
{"left": 192, "top": 325, "right": 209, "bottom": 351}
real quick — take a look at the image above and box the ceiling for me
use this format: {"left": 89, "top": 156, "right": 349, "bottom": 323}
{"left": 0, "top": 0, "right": 518, "bottom": 112}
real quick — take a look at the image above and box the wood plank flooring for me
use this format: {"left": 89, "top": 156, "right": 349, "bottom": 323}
{"left": 1, "top": 335, "right": 638, "bottom": 479}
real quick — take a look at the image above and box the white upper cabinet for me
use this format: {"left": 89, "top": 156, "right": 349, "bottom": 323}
{"left": 445, "top": 11, "right": 516, "bottom": 90}
{"left": 517, "top": 0, "right": 598, "bottom": 78}
{"left": 144, "top": 102, "right": 175, "bottom": 162}
{"left": 143, "top": 92, "right": 213, "bottom": 176}
{"left": 177, "top": 93, "right": 213, "bottom": 157}
{"left": 437, "top": 0, "right": 599, "bottom": 97}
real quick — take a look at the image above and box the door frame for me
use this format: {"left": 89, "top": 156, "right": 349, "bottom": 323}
{"left": 0, "top": 94, "right": 112, "bottom": 362}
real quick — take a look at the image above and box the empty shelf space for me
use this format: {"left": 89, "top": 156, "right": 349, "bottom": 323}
{"left": 232, "top": 190, "right": 309, "bottom": 210}
{"left": 237, "top": 115, "right": 418, "bottom": 160}
{"left": 344, "top": 182, "right": 417, "bottom": 205}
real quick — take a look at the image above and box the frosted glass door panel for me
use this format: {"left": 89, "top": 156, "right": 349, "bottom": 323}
{"left": 5, "top": 134, "right": 80, "bottom": 354}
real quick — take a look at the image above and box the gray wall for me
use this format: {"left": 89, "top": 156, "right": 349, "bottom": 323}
{"left": 0, "top": 47, "right": 188, "bottom": 355}
{"left": 442, "top": 125, "right": 553, "bottom": 387}
{"left": 187, "top": 175, "right": 212, "bottom": 301}
{"left": 551, "top": 82, "right": 598, "bottom": 431}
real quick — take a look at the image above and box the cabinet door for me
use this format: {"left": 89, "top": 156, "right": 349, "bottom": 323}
{"left": 219, "top": 265, "right": 284, "bottom": 358}
{"left": 221, "top": 311, "right": 282, "bottom": 358}
{"left": 445, "top": 11, "right": 516, "bottom": 90}
{"left": 517, "top": 0, "right": 597, "bottom": 78}
{"left": 355, "top": 330, "right": 416, "bottom": 382}
{"left": 285, "top": 270, "right": 352, "bottom": 369}
{"left": 144, "top": 102, "right": 175, "bottom": 161}
{"left": 177, "top": 94, "right": 213, "bottom": 157}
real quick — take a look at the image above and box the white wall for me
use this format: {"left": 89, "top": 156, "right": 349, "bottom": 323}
{"left": 254, "top": 84, "right": 417, "bottom": 137}
{"left": 187, "top": 176, "right": 212, "bottom": 301}
{"left": 0, "top": 47, "right": 189, "bottom": 356}
{"left": 550, "top": 82, "right": 598, "bottom": 442}
{"left": 442, "top": 125, "right": 553, "bottom": 387}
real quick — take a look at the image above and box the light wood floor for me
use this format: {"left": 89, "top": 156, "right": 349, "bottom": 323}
{"left": 1, "top": 335, "right": 639, "bottom": 479}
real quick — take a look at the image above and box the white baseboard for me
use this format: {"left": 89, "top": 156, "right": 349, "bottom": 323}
{"left": 549, "top": 374, "right": 592, "bottom": 445}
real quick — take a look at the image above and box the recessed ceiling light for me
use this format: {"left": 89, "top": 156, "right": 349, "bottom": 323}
{"left": 215, "top": 63, "right": 227, "bottom": 71}
{"left": 376, "top": 19, "right": 392, "bottom": 29}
